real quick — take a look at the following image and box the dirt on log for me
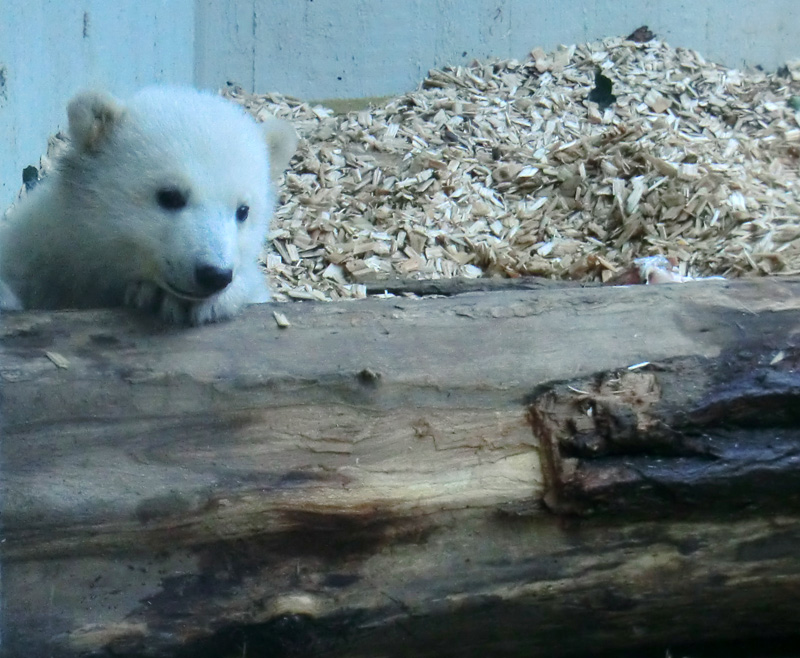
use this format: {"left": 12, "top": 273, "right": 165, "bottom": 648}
{"left": 1, "top": 278, "right": 800, "bottom": 657}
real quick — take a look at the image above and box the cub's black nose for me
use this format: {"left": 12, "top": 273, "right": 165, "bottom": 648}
{"left": 195, "top": 264, "right": 233, "bottom": 293}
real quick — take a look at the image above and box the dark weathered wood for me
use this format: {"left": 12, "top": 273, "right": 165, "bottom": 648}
{"left": 2, "top": 279, "right": 800, "bottom": 658}
{"left": 534, "top": 354, "right": 800, "bottom": 516}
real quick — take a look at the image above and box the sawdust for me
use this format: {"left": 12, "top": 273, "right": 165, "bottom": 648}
{"left": 225, "top": 36, "right": 800, "bottom": 301}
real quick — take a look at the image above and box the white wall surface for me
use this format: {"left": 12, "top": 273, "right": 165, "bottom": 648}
{"left": 195, "top": 0, "right": 800, "bottom": 99}
{"left": 0, "top": 0, "right": 194, "bottom": 209}
{"left": 1, "top": 0, "right": 799, "bottom": 209}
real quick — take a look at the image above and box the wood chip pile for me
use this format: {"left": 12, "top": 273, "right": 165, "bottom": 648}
{"left": 225, "top": 36, "right": 800, "bottom": 301}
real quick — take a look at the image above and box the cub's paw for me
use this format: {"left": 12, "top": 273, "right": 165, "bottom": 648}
{"left": 0, "top": 280, "right": 23, "bottom": 311}
{"left": 124, "top": 281, "right": 249, "bottom": 325}
{"left": 184, "top": 273, "right": 265, "bottom": 325}
{"left": 124, "top": 281, "right": 191, "bottom": 324}
{"left": 124, "top": 281, "right": 164, "bottom": 314}
{"left": 184, "top": 295, "right": 240, "bottom": 325}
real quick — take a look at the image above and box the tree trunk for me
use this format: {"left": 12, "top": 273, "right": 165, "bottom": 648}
{"left": 2, "top": 278, "right": 800, "bottom": 657}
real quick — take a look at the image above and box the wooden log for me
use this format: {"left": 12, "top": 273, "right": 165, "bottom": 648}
{"left": 360, "top": 273, "right": 596, "bottom": 296}
{"left": 2, "top": 279, "right": 800, "bottom": 657}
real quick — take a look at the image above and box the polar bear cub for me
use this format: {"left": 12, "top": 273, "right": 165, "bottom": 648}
{"left": 0, "top": 86, "right": 297, "bottom": 324}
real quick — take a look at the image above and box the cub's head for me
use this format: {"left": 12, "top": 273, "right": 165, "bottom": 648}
{"left": 62, "top": 86, "right": 296, "bottom": 310}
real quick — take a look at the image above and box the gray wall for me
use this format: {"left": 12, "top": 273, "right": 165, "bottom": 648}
{"left": 196, "top": 0, "right": 800, "bottom": 100}
{"left": 0, "top": 1, "right": 194, "bottom": 209}
{"left": 1, "top": 0, "right": 799, "bottom": 209}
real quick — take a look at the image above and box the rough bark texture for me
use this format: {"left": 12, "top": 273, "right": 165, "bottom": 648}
{"left": 2, "top": 279, "right": 800, "bottom": 657}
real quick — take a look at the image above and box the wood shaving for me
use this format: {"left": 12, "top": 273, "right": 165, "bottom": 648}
{"left": 45, "top": 350, "right": 70, "bottom": 369}
{"left": 272, "top": 310, "right": 291, "bottom": 328}
{"left": 223, "top": 36, "right": 800, "bottom": 301}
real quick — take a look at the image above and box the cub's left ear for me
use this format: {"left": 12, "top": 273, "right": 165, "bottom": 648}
{"left": 262, "top": 117, "right": 298, "bottom": 182}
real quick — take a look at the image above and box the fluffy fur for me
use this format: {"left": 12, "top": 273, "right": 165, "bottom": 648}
{"left": 0, "top": 86, "right": 297, "bottom": 324}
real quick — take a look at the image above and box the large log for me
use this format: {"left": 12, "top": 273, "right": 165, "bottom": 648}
{"left": 2, "top": 279, "right": 800, "bottom": 657}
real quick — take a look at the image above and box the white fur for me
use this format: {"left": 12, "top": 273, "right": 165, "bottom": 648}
{"left": 0, "top": 86, "right": 296, "bottom": 324}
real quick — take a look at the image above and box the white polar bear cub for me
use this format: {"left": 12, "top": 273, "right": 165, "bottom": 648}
{"left": 0, "top": 86, "right": 297, "bottom": 324}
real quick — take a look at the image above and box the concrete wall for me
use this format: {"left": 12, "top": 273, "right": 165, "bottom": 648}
{"left": 0, "top": 0, "right": 194, "bottom": 209}
{"left": 1, "top": 0, "right": 799, "bottom": 209}
{"left": 195, "top": 0, "right": 800, "bottom": 99}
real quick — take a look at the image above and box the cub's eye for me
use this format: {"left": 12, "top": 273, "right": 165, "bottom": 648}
{"left": 235, "top": 204, "right": 250, "bottom": 222}
{"left": 156, "top": 187, "right": 188, "bottom": 211}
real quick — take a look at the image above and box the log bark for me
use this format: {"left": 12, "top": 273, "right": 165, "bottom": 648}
{"left": 2, "top": 279, "right": 800, "bottom": 657}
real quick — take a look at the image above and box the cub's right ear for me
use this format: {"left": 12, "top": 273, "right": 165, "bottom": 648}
{"left": 67, "top": 91, "right": 124, "bottom": 153}
{"left": 262, "top": 117, "right": 298, "bottom": 183}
